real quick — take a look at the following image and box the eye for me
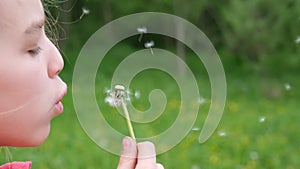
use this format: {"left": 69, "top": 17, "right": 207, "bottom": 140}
{"left": 28, "top": 46, "right": 42, "bottom": 56}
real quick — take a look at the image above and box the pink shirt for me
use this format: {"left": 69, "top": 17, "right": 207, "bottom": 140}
{"left": 0, "top": 162, "right": 31, "bottom": 169}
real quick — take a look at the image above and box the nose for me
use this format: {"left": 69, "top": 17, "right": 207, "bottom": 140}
{"left": 47, "top": 39, "right": 64, "bottom": 78}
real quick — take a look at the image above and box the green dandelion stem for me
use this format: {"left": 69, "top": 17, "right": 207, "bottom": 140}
{"left": 120, "top": 97, "right": 136, "bottom": 140}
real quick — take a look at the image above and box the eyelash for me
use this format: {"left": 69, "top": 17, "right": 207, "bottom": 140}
{"left": 28, "top": 46, "right": 42, "bottom": 56}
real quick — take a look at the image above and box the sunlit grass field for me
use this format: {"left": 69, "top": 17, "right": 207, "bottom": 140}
{"left": 1, "top": 48, "right": 299, "bottom": 169}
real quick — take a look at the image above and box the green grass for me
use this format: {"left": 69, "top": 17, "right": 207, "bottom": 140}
{"left": 1, "top": 50, "right": 300, "bottom": 169}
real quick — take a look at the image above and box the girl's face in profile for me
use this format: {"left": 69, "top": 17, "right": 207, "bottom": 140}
{"left": 0, "top": 0, "right": 67, "bottom": 147}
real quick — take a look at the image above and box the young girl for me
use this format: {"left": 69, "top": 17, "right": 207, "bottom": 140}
{"left": 0, "top": 0, "right": 163, "bottom": 168}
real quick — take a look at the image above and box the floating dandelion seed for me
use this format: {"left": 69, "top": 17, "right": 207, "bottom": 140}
{"left": 104, "top": 88, "right": 111, "bottom": 94}
{"left": 104, "top": 85, "right": 136, "bottom": 139}
{"left": 80, "top": 7, "right": 90, "bottom": 19}
{"left": 144, "top": 41, "right": 155, "bottom": 55}
{"left": 144, "top": 41, "right": 154, "bottom": 48}
{"left": 191, "top": 127, "right": 201, "bottom": 131}
{"left": 236, "top": 164, "right": 243, "bottom": 169}
{"left": 218, "top": 131, "right": 227, "bottom": 137}
{"left": 191, "top": 165, "right": 200, "bottom": 169}
{"left": 134, "top": 91, "right": 141, "bottom": 99}
{"left": 82, "top": 7, "right": 90, "bottom": 15}
{"left": 284, "top": 83, "right": 291, "bottom": 91}
{"left": 249, "top": 151, "right": 259, "bottom": 160}
{"left": 258, "top": 116, "right": 266, "bottom": 123}
{"left": 295, "top": 36, "right": 300, "bottom": 44}
{"left": 137, "top": 26, "right": 147, "bottom": 42}
{"left": 198, "top": 97, "right": 206, "bottom": 105}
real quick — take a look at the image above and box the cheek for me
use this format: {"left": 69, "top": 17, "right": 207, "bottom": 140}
{"left": 0, "top": 67, "right": 54, "bottom": 146}
{"left": 0, "top": 104, "right": 51, "bottom": 146}
{"left": 0, "top": 53, "right": 51, "bottom": 113}
{"left": 0, "top": 43, "right": 56, "bottom": 146}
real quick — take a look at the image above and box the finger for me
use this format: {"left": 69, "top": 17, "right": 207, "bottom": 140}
{"left": 156, "top": 163, "right": 164, "bottom": 169}
{"left": 117, "top": 137, "right": 137, "bottom": 169}
{"left": 136, "top": 141, "right": 157, "bottom": 169}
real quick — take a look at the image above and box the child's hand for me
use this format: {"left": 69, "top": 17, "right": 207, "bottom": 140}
{"left": 117, "top": 137, "right": 164, "bottom": 169}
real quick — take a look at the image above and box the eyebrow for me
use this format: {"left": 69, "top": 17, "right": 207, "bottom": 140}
{"left": 24, "top": 16, "right": 46, "bottom": 35}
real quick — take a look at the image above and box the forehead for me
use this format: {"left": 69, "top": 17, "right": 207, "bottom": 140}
{"left": 0, "top": 0, "right": 44, "bottom": 32}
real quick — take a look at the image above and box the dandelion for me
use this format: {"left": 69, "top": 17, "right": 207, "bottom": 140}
{"left": 104, "top": 85, "right": 136, "bottom": 139}
{"left": 79, "top": 7, "right": 90, "bottom": 19}
{"left": 295, "top": 36, "right": 300, "bottom": 44}
{"left": 144, "top": 41, "right": 155, "bottom": 55}
{"left": 137, "top": 26, "right": 147, "bottom": 42}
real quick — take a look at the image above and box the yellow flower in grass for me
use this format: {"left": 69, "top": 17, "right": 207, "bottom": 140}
{"left": 228, "top": 101, "right": 239, "bottom": 112}
{"left": 209, "top": 155, "right": 219, "bottom": 164}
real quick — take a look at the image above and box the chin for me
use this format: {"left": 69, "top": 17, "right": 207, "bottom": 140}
{"left": 20, "top": 125, "right": 51, "bottom": 147}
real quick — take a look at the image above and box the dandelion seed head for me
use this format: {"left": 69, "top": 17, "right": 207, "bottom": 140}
{"left": 137, "top": 26, "right": 147, "bottom": 34}
{"left": 104, "top": 85, "right": 127, "bottom": 107}
{"left": 104, "top": 85, "right": 141, "bottom": 107}
{"left": 114, "top": 85, "right": 125, "bottom": 98}
{"left": 125, "top": 96, "right": 131, "bottom": 102}
{"left": 105, "top": 96, "right": 121, "bottom": 107}
{"left": 144, "top": 41, "right": 155, "bottom": 48}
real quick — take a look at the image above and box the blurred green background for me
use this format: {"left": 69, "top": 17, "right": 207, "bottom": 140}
{"left": 1, "top": 0, "right": 300, "bottom": 168}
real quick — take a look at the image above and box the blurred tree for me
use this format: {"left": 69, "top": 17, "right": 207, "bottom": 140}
{"left": 61, "top": 0, "right": 300, "bottom": 72}
{"left": 219, "top": 0, "right": 300, "bottom": 62}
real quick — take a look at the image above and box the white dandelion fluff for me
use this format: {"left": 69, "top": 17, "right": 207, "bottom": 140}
{"left": 80, "top": 7, "right": 90, "bottom": 19}
{"left": 191, "top": 127, "right": 201, "bottom": 131}
{"left": 134, "top": 91, "right": 141, "bottom": 99}
{"left": 198, "top": 97, "right": 206, "bottom": 105}
{"left": 82, "top": 7, "right": 90, "bottom": 15}
{"left": 284, "top": 83, "right": 291, "bottom": 91}
{"left": 137, "top": 26, "right": 147, "bottom": 42}
{"left": 144, "top": 41, "right": 155, "bottom": 55}
{"left": 249, "top": 151, "right": 259, "bottom": 160}
{"left": 144, "top": 41, "right": 154, "bottom": 48}
{"left": 295, "top": 36, "right": 300, "bottom": 44}
{"left": 137, "top": 26, "right": 147, "bottom": 34}
{"left": 258, "top": 116, "right": 266, "bottom": 123}
{"left": 104, "top": 85, "right": 136, "bottom": 139}
{"left": 218, "top": 131, "right": 227, "bottom": 137}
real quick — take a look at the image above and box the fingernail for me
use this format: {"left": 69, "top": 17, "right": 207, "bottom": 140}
{"left": 137, "top": 141, "right": 156, "bottom": 159}
{"left": 122, "top": 136, "right": 133, "bottom": 151}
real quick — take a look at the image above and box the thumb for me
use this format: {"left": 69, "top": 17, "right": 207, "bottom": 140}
{"left": 117, "top": 137, "right": 137, "bottom": 169}
{"left": 135, "top": 141, "right": 157, "bottom": 169}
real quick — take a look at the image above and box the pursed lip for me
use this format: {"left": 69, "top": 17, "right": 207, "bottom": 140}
{"left": 54, "top": 86, "right": 67, "bottom": 115}
{"left": 56, "top": 88, "right": 67, "bottom": 104}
